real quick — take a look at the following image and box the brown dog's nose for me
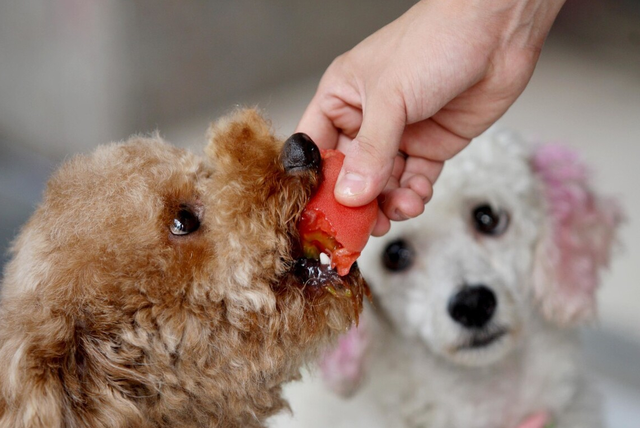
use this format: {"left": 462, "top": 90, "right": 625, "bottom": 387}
{"left": 281, "top": 133, "right": 321, "bottom": 174}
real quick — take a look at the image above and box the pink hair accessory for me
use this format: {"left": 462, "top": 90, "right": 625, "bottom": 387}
{"left": 517, "top": 411, "right": 551, "bottom": 428}
{"left": 532, "top": 144, "right": 623, "bottom": 324}
{"left": 319, "top": 319, "right": 371, "bottom": 397}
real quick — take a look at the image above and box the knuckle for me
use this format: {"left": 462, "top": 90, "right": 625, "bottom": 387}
{"left": 355, "top": 134, "right": 391, "bottom": 166}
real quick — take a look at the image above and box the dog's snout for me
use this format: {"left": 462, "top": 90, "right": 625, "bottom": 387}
{"left": 281, "top": 133, "right": 321, "bottom": 174}
{"left": 448, "top": 285, "right": 497, "bottom": 329}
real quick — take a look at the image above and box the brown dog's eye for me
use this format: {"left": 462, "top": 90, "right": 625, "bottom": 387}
{"left": 170, "top": 208, "right": 200, "bottom": 236}
{"left": 472, "top": 204, "right": 509, "bottom": 236}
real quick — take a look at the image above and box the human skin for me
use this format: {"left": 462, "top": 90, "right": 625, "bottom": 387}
{"left": 297, "top": 0, "right": 566, "bottom": 236}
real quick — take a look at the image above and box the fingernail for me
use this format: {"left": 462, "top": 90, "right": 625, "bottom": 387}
{"left": 393, "top": 209, "right": 409, "bottom": 221}
{"left": 336, "top": 172, "right": 367, "bottom": 197}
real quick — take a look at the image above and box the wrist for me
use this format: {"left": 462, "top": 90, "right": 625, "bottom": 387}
{"left": 415, "top": 0, "right": 566, "bottom": 48}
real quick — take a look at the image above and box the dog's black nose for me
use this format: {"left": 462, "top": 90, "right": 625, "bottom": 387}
{"left": 281, "top": 133, "right": 321, "bottom": 174}
{"left": 448, "top": 285, "right": 497, "bottom": 329}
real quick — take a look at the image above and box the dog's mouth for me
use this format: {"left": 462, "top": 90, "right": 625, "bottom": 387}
{"left": 455, "top": 326, "right": 508, "bottom": 351}
{"left": 279, "top": 133, "right": 372, "bottom": 323}
{"left": 293, "top": 257, "right": 363, "bottom": 297}
{"left": 290, "top": 257, "right": 370, "bottom": 323}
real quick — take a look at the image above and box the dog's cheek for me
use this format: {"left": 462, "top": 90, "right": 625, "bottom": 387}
{"left": 168, "top": 238, "right": 214, "bottom": 285}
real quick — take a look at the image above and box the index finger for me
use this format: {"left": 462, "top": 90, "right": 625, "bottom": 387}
{"left": 295, "top": 97, "right": 340, "bottom": 150}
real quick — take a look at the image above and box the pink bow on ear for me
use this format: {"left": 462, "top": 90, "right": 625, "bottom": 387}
{"left": 531, "top": 144, "right": 623, "bottom": 325}
{"left": 319, "top": 315, "right": 372, "bottom": 397}
{"left": 517, "top": 411, "right": 550, "bottom": 428}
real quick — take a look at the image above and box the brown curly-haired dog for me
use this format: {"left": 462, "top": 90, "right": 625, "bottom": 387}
{"left": 0, "top": 109, "right": 368, "bottom": 428}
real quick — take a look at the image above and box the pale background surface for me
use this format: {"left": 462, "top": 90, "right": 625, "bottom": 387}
{"left": 1, "top": 0, "right": 638, "bottom": 424}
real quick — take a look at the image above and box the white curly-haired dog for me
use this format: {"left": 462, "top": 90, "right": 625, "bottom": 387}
{"left": 270, "top": 130, "right": 622, "bottom": 428}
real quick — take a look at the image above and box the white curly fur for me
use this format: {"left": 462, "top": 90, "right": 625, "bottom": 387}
{"left": 270, "top": 129, "right": 622, "bottom": 428}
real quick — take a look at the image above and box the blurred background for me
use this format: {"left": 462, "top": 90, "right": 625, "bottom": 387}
{"left": 1, "top": 0, "right": 639, "bottom": 424}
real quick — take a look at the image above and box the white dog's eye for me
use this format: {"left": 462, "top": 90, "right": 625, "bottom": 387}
{"left": 472, "top": 204, "right": 509, "bottom": 236}
{"left": 170, "top": 208, "right": 200, "bottom": 236}
{"left": 382, "top": 239, "right": 414, "bottom": 272}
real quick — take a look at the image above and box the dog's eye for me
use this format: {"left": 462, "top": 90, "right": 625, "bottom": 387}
{"left": 170, "top": 208, "right": 200, "bottom": 236}
{"left": 472, "top": 204, "right": 509, "bottom": 236}
{"left": 382, "top": 239, "right": 414, "bottom": 272}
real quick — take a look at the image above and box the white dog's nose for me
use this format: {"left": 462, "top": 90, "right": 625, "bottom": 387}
{"left": 447, "top": 285, "right": 497, "bottom": 329}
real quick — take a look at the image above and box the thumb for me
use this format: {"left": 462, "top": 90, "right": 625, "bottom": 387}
{"left": 335, "top": 96, "right": 405, "bottom": 207}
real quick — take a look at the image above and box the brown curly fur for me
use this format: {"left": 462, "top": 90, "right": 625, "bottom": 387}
{"left": 0, "top": 109, "right": 367, "bottom": 427}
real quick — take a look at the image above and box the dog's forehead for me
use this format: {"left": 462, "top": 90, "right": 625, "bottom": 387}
{"left": 364, "top": 130, "right": 541, "bottom": 254}
{"left": 42, "top": 138, "right": 203, "bottom": 239}
{"left": 434, "top": 130, "right": 537, "bottom": 204}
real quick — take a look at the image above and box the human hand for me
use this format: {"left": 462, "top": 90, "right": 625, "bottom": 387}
{"left": 297, "top": 0, "right": 565, "bottom": 236}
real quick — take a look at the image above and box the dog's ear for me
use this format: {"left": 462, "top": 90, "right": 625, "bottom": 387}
{"left": 530, "top": 144, "right": 623, "bottom": 326}
{"left": 204, "top": 108, "right": 281, "bottom": 177}
{"left": 319, "top": 312, "right": 372, "bottom": 398}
